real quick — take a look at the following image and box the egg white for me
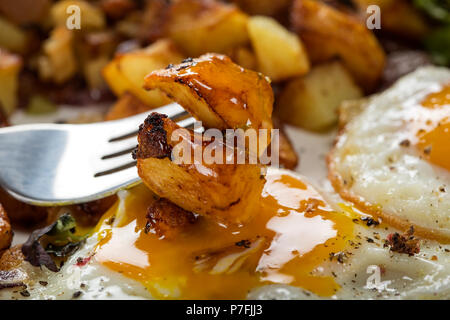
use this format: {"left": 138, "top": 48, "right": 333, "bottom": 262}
{"left": 329, "top": 66, "right": 450, "bottom": 237}
{"left": 1, "top": 168, "right": 449, "bottom": 300}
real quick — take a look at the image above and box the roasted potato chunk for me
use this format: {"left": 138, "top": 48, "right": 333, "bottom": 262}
{"left": 164, "top": 0, "right": 249, "bottom": 57}
{"left": 0, "top": 16, "right": 28, "bottom": 53}
{"left": 105, "top": 92, "right": 150, "bottom": 121}
{"left": 0, "top": 204, "right": 12, "bottom": 253}
{"left": 248, "top": 16, "right": 310, "bottom": 82}
{"left": 145, "top": 198, "right": 197, "bottom": 240}
{"left": 352, "top": 0, "right": 429, "bottom": 38}
{"left": 0, "top": 188, "right": 47, "bottom": 227}
{"left": 273, "top": 117, "right": 299, "bottom": 170}
{"left": 51, "top": 0, "right": 106, "bottom": 30}
{"left": 276, "top": 61, "right": 363, "bottom": 131}
{"left": 103, "top": 39, "right": 184, "bottom": 108}
{"left": 0, "top": 245, "right": 24, "bottom": 271}
{"left": 231, "top": 0, "right": 291, "bottom": 16}
{"left": 291, "top": 0, "right": 385, "bottom": 92}
{"left": 37, "top": 27, "right": 77, "bottom": 84}
{"left": 0, "top": 50, "right": 22, "bottom": 115}
{"left": 144, "top": 53, "right": 273, "bottom": 133}
{"left": 135, "top": 113, "right": 265, "bottom": 225}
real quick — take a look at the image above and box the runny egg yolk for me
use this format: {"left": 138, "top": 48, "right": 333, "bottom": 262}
{"left": 94, "top": 172, "right": 354, "bottom": 299}
{"left": 415, "top": 84, "right": 450, "bottom": 172}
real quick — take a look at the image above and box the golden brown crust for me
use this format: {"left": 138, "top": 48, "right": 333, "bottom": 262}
{"left": 0, "top": 245, "right": 23, "bottom": 271}
{"left": 0, "top": 204, "right": 12, "bottom": 252}
{"left": 133, "top": 113, "right": 173, "bottom": 160}
{"left": 144, "top": 53, "right": 273, "bottom": 133}
{"left": 105, "top": 92, "right": 151, "bottom": 121}
{"left": 291, "top": 0, "right": 385, "bottom": 92}
{"left": 145, "top": 198, "right": 197, "bottom": 239}
{"left": 0, "top": 188, "right": 47, "bottom": 227}
{"left": 272, "top": 117, "right": 299, "bottom": 170}
{"left": 327, "top": 132, "right": 450, "bottom": 244}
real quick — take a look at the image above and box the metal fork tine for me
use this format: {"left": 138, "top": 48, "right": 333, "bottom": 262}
{"left": 103, "top": 116, "right": 198, "bottom": 161}
{"left": 0, "top": 102, "right": 204, "bottom": 206}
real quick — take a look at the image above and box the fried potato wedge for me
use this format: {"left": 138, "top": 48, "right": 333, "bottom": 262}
{"left": 0, "top": 204, "right": 12, "bottom": 253}
{"left": 103, "top": 39, "right": 184, "bottom": 108}
{"left": 273, "top": 117, "right": 299, "bottom": 170}
{"left": 0, "top": 16, "right": 29, "bottom": 54}
{"left": 145, "top": 198, "right": 197, "bottom": 240}
{"left": 276, "top": 61, "right": 363, "bottom": 131}
{"left": 231, "top": 0, "right": 291, "bottom": 16}
{"left": 0, "top": 188, "right": 47, "bottom": 226}
{"left": 291, "top": 0, "right": 385, "bottom": 92}
{"left": 248, "top": 16, "right": 310, "bottom": 82}
{"left": 135, "top": 113, "right": 265, "bottom": 225}
{"left": 144, "top": 53, "right": 273, "bottom": 132}
{"left": 164, "top": 0, "right": 249, "bottom": 57}
{"left": 37, "top": 27, "right": 77, "bottom": 84}
{"left": 105, "top": 92, "right": 150, "bottom": 121}
{"left": 0, "top": 50, "right": 22, "bottom": 115}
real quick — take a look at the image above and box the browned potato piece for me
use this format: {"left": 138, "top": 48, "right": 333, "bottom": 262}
{"left": 105, "top": 92, "right": 151, "bottom": 121}
{"left": 276, "top": 61, "right": 363, "bottom": 131}
{"left": 135, "top": 113, "right": 265, "bottom": 225}
{"left": 37, "top": 27, "right": 77, "bottom": 84}
{"left": 227, "top": 46, "right": 257, "bottom": 71}
{"left": 0, "top": 188, "right": 47, "bottom": 227}
{"left": 248, "top": 15, "right": 310, "bottom": 82}
{"left": 0, "top": 245, "right": 24, "bottom": 271}
{"left": 144, "top": 53, "right": 273, "bottom": 133}
{"left": 0, "top": 0, "right": 50, "bottom": 24}
{"left": 273, "top": 118, "right": 299, "bottom": 170}
{"left": 231, "top": 0, "right": 291, "bottom": 16}
{"left": 145, "top": 198, "right": 197, "bottom": 240}
{"left": 352, "top": 0, "right": 429, "bottom": 38}
{"left": 103, "top": 39, "right": 184, "bottom": 108}
{"left": 0, "top": 204, "right": 12, "bottom": 252}
{"left": 51, "top": 0, "right": 106, "bottom": 30}
{"left": 0, "top": 16, "right": 29, "bottom": 53}
{"left": 291, "top": 0, "right": 385, "bottom": 92}
{"left": 164, "top": 0, "right": 249, "bottom": 57}
{"left": 0, "top": 50, "right": 22, "bottom": 115}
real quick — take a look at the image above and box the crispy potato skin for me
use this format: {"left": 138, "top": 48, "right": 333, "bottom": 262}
{"left": 102, "top": 39, "right": 184, "bottom": 108}
{"left": 136, "top": 113, "right": 265, "bottom": 225}
{"left": 273, "top": 118, "right": 298, "bottom": 170}
{"left": 144, "top": 54, "right": 273, "bottom": 132}
{"left": 291, "top": 0, "right": 385, "bottom": 92}
{"left": 0, "top": 188, "right": 47, "bottom": 227}
{"left": 0, "top": 245, "right": 24, "bottom": 271}
{"left": 163, "top": 0, "right": 249, "bottom": 57}
{"left": 146, "top": 198, "right": 197, "bottom": 239}
{"left": 0, "top": 204, "right": 12, "bottom": 253}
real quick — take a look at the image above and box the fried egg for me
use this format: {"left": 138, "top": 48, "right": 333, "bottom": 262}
{"left": 1, "top": 168, "right": 449, "bottom": 300}
{"left": 329, "top": 66, "right": 450, "bottom": 241}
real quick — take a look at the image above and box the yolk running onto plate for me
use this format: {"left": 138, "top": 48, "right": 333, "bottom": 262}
{"left": 94, "top": 172, "right": 354, "bottom": 299}
{"left": 416, "top": 84, "right": 450, "bottom": 172}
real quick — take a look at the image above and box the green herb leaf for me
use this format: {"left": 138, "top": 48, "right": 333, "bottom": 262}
{"left": 424, "top": 26, "right": 450, "bottom": 66}
{"left": 414, "top": 0, "right": 450, "bottom": 24}
{"left": 22, "top": 213, "right": 86, "bottom": 272}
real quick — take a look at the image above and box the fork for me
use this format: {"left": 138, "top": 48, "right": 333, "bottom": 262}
{"left": 0, "top": 103, "right": 196, "bottom": 206}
